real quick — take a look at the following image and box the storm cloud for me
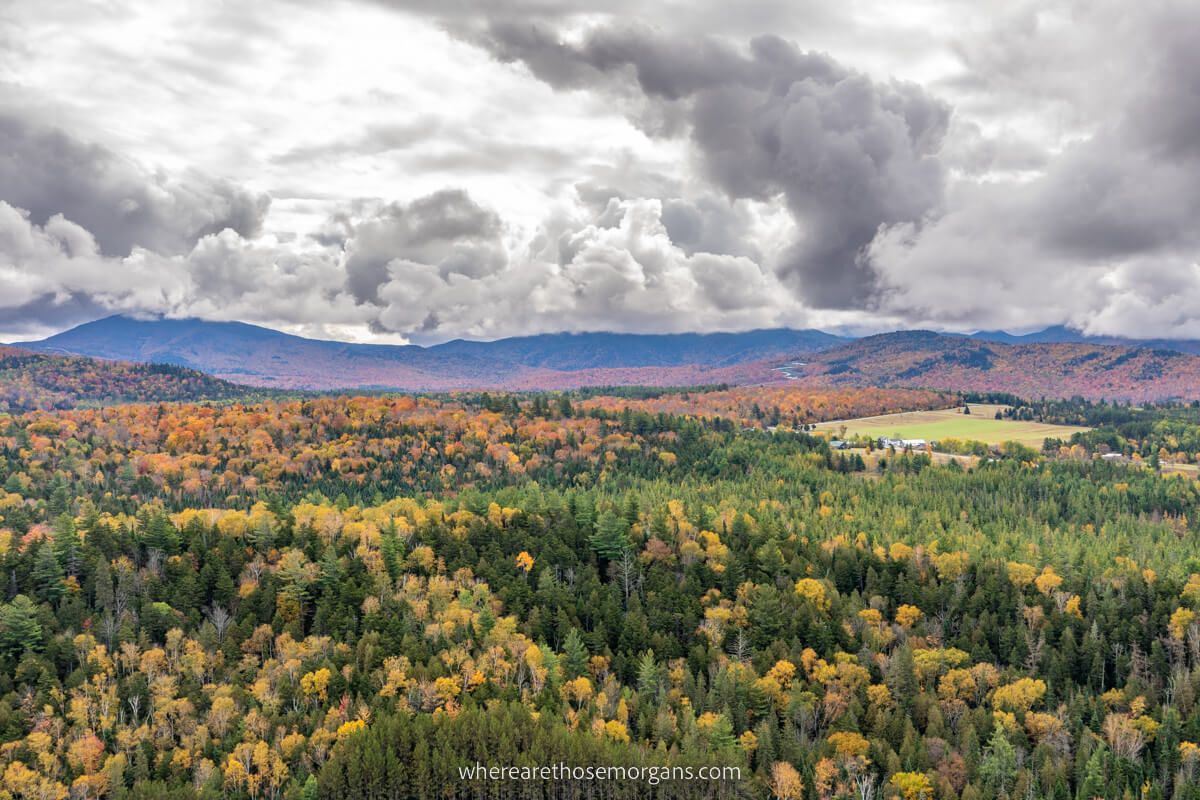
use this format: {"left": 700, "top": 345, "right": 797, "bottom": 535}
{"left": 480, "top": 23, "right": 951, "bottom": 308}
{"left": 0, "top": 113, "right": 269, "bottom": 257}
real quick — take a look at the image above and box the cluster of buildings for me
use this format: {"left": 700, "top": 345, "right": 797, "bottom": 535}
{"left": 878, "top": 437, "right": 929, "bottom": 450}
{"left": 828, "top": 437, "right": 929, "bottom": 451}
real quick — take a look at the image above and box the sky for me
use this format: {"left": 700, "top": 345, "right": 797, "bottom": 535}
{"left": 1, "top": 0, "right": 1198, "bottom": 343}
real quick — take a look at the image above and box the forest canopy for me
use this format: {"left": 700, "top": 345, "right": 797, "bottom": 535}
{"left": 0, "top": 386, "right": 1198, "bottom": 799}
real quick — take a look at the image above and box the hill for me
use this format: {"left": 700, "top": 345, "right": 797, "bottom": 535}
{"left": 795, "top": 330, "right": 1200, "bottom": 401}
{"left": 969, "top": 324, "right": 1200, "bottom": 354}
{"left": 14, "top": 316, "right": 844, "bottom": 390}
{"left": 0, "top": 346, "right": 257, "bottom": 412}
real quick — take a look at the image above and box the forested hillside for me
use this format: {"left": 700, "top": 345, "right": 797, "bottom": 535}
{"left": 798, "top": 333, "right": 1200, "bottom": 402}
{"left": 0, "top": 347, "right": 256, "bottom": 412}
{"left": 1, "top": 388, "right": 1200, "bottom": 799}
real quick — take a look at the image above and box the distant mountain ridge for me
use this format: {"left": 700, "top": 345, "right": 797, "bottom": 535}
{"left": 798, "top": 330, "right": 1200, "bottom": 402}
{"left": 13, "top": 316, "right": 846, "bottom": 390}
{"left": 967, "top": 325, "right": 1200, "bottom": 354}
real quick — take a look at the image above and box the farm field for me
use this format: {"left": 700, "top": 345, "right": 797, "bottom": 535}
{"left": 812, "top": 402, "right": 1090, "bottom": 447}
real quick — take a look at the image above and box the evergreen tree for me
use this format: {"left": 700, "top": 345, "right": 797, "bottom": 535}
{"left": 886, "top": 644, "right": 918, "bottom": 712}
{"left": 589, "top": 511, "right": 629, "bottom": 560}
{"left": 52, "top": 513, "right": 82, "bottom": 577}
{"left": 93, "top": 555, "right": 114, "bottom": 612}
{"left": 1078, "top": 746, "right": 1107, "bottom": 800}
{"left": 0, "top": 595, "right": 43, "bottom": 656}
{"left": 980, "top": 726, "right": 1018, "bottom": 798}
{"left": 561, "top": 628, "right": 589, "bottom": 680}
{"left": 32, "top": 541, "right": 65, "bottom": 604}
{"left": 636, "top": 650, "right": 662, "bottom": 702}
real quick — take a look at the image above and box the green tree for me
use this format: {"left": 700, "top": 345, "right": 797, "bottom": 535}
{"left": 52, "top": 513, "right": 82, "bottom": 577}
{"left": 0, "top": 595, "right": 43, "bottom": 656}
{"left": 561, "top": 628, "right": 589, "bottom": 680}
{"left": 33, "top": 540, "right": 65, "bottom": 604}
{"left": 980, "top": 726, "right": 1018, "bottom": 799}
{"left": 589, "top": 511, "right": 629, "bottom": 560}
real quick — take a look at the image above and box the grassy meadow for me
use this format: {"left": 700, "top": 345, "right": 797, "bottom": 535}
{"left": 812, "top": 402, "right": 1089, "bottom": 447}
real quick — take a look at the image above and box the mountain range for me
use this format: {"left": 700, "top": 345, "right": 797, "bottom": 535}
{"left": 12, "top": 316, "right": 844, "bottom": 391}
{"left": 9, "top": 315, "right": 1200, "bottom": 400}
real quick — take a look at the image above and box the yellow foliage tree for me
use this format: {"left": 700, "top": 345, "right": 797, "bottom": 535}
{"left": 794, "top": 578, "right": 831, "bottom": 612}
{"left": 1006, "top": 561, "right": 1037, "bottom": 588}
{"left": 1035, "top": 566, "right": 1064, "bottom": 595}
{"left": 768, "top": 762, "right": 804, "bottom": 800}
{"left": 992, "top": 677, "right": 1047, "bottom": 713}
{"left": 891, "top": 771, "right": 933, "bottom": 800}
{"left": 1170, "top": 607, "right": 1196, "bottom": 640}
{"left": 895, "top": 604, "right": 923, "bottom": 629}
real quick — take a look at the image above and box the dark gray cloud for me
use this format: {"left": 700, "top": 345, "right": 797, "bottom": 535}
{"left": 660, "top": 197, "right": 761, "bottom": 261}
{"left": 337, "top": 189, "right": 508, "bottom": 304}
{"left": 1121, "top": 4, "right": 1200, "bottom": 161}
{"left": 0, "top": 291, "right": 112, "bottom": 339}
{"left": 0, "top": 112, "right": 269, "bottom": 257}
{"left": 479, "top": 23, "right": 950, "bottom": 308}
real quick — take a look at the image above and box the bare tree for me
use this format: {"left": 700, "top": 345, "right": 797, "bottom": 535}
{"left": 100, "top": 612, "right": 121, "bottom": 650}
{"left": 205, "top": 604, "right": 233, "bottom": 642}
{"left": 853, "top": 771, "right": 878, "bottom": 800}
{"left": 613, "top": 549, "right": 641, "bottom": 606}
{"left": 727, "top": 630, "right": 752, "bottom": 664}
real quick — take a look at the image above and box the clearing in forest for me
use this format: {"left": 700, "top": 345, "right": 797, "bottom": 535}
{"left": 812, "top": 403, "right": 1090, "bottom": 447}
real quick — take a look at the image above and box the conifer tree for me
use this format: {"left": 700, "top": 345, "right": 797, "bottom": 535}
{"left": 32, "top": 541, "right": 64, "bottom": 604}
{"left": 52, "top": 513, "right": 82, "bottom": 577}
{"left": 0, "top": 595, "right": 42, "bottom": 656}
{"left": 561, "top": 628, "right": 589, "bottom": 680}
{"left": 589, "top": 511, "right": 630, "bottom": 560}
{"left": 981, "top": 726, "right": 1019, "bottom": 798}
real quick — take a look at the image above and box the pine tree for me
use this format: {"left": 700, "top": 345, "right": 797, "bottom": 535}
{"left": 1078, "top": 746, "right": 1107, "bottom": 800}
{"left": 561, "top": 628, "right": 589, "bottom": 680}
{"left": 319, "top": 547, "right": 341, "bottom": 594}
{"left": 248, "top": 514, "right": 275, "bottom": 553}
{"left": 93, "top": 556, "right": 114, "bottom": 612}
{"left": 980, "top": 726, "right": 1018, "bottom": 798}
{"left": 557, "top": 395, "right": 574, "bottom": 418}
{"left": 636, "top": 650, "right": 662, "bottom": 702}
{"left": 886, "top": 644, "right": 918, "bottom": 713}
{"left": 32, "top": 541, "right": 65, "bottom": 604}
{"left": 52, "top": 513, "right": 83, "bottom": 577}
{"left": 47, "top": 477, "right": 71, "bottom": 517}
{"left": 589, "top": 511, "right": 629, "bottom": 560}
{"left": 143, "top": 513, "right": 179, "bottom": 555}
{"left": 380, "top": 529, "right": 402, "bottom": 581}
{"left": 0, "top": 595, "right": 43, "bottom": 656}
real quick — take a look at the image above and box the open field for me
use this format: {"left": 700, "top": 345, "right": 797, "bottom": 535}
{"left": 812, "top": 403, "right": 1090, "bottom": 447}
